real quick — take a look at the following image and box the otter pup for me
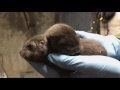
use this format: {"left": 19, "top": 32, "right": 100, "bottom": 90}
{"left": 20, "top": 23, "right": 107, "bottom": 78}
{"left": 44, "top": 23, "right": 107, "bottom": 56}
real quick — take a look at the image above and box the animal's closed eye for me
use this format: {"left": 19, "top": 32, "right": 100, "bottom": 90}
{"left": 39, "top": 41, "right": 45, "bottom": 45}
{"left": 27, "top": 44, "right": 33, "bottom": 51}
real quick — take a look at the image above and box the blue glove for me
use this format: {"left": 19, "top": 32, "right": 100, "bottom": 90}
{"left": 75, "top": 31, "right": 120, "bottom": 60}
{"left": 28, "top": 54, "right": 120, "bottom": 78}
{"left": 48, "top": 53, "right": 120, "bottom": 78}
{"left": 28, "top": 61, "right": 61, "bottom": 78}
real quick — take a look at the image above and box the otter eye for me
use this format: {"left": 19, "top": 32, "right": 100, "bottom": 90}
{"left": 40, "top": 41, "right": 44, "bottom": 45}
{"left": 27, "top": 44, "right": 33, "bottom": 51}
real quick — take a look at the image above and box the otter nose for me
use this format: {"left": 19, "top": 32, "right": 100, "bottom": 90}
{"left": 19, "top": 50, "right": 22, "bottom": 56}
{"left": 19, "top": 48, "right": 25, "bottom": 56}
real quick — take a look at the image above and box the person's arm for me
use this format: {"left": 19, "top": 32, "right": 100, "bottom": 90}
{"left": 48, "top": 53, "right": 120, "bottom": 78}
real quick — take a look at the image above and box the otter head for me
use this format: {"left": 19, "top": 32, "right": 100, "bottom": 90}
{"left": 20, "top": 34, "right": 48, "bottom": 62}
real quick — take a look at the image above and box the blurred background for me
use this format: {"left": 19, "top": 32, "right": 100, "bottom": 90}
{"left": 0, "top": 12, "right": 119, "bottom": 78}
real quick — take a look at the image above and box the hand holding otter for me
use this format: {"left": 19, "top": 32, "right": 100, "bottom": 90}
{"left": 47, "top": 53, "right": 120, "bottom": 78}
{"left": 28, "top": 31, "right": 120, "bottom": 78}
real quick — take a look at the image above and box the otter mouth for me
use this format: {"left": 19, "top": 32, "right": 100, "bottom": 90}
{"left": 20, "top": 51, "right": 33, "bottom": 61}
{"left": 19, "top": 50, "right": 29, "bottom": 59}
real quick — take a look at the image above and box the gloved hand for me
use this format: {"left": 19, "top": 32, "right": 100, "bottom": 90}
{"left": 28, "top": 54, "right": 120, "bottom": 78}
{"left": 75, "top": 31, "right": 120, "bottom": 60}
{"left": 28, "top": 31, "right": 120, "bottom": 78}
{"left": 28, "top": 61, "right": 61, "bottom": 78}
{"left": 48, "top": 53, "right": 120, "bottom": 78}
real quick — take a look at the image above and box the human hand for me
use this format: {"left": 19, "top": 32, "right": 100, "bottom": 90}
{"left": 47, "top": 53, "right": 120, "bottom": 78}
{"left": 75, "top": 31, "right": 120, "bottom": 60}
{"left": 28, "top": 61, "right": 61, "bottom": 78}
{"left": 27, "top": 53, "right": 120, "bottom": 78}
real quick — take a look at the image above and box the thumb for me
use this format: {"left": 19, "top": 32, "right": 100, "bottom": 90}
{"left": 48, "top": 53, "right": 77, "bottom": 70}
{"left": 75, "top": 31, "right": 105, "bottom": 40}
{"left": 75, "top": 31, "right": 88, "bottom": 38}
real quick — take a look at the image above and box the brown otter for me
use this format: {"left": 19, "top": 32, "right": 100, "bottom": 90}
{"left": 44, "top": 23, "right": 107, "bottom": 56}
{"left": 20, "top": 23, "right": 107, "bottom": 78}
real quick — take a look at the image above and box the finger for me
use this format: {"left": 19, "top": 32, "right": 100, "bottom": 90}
{"left": 70, "top": 56, "right": 120, "bottom": 78}
{"left": 48, "top": 53, "right": 78, "bottom": 71}
{"left": 48, "top": 54, "right": 120, "bottom": 73}
{"left": 106, "top": 35, "right": 120, "bottom": 59}
{"left": 75, "top": 31, "right": 106, "bottom": 42}
{"left": 28, "top": 61, "right": 60, "bottom": 78}
{"left": 75, "top": 31, "right": 116, "bottom": 59}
